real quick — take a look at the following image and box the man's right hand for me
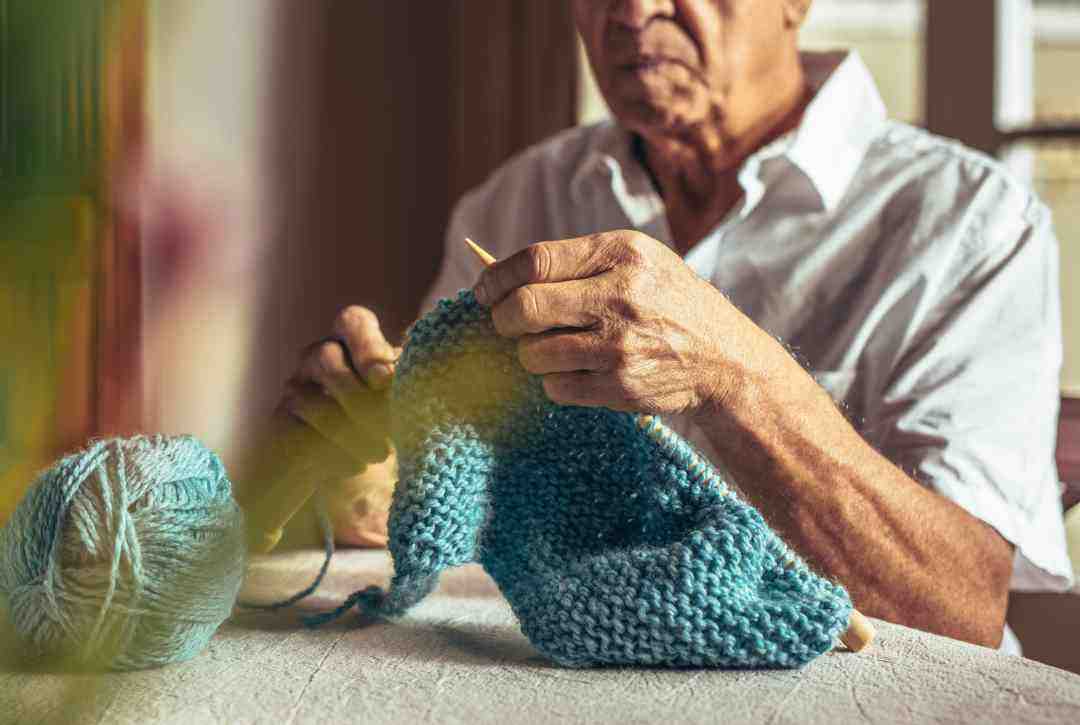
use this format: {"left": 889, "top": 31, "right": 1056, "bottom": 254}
{"left": 277, "top": 305, "right": 400, "bottom": 473}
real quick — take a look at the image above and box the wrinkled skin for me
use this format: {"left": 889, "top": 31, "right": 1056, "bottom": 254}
{"left": 473, "top": 229, "right": 761, "bottom": 418}
{"left": 573, "top": 0, "right": 810, "bottom": 149}
{"left": 573, "top": 0, "right": 812, "bottom": 247}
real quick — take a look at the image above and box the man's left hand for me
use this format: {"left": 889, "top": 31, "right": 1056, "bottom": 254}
{"left": 472, "top": 230, "right": 766, "bottom": 416}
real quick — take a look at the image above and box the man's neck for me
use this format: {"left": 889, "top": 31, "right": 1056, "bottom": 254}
{"left": 637, "top": 61, "right": 810, "bottom": 254}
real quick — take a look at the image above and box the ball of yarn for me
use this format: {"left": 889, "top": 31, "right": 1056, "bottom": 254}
{"left": 0, "top": 435, "right": 246, "bottom": 671}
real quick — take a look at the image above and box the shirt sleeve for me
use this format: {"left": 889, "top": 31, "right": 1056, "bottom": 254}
{"left": 875, "top": 199, "right": 1074, "bottom": 592}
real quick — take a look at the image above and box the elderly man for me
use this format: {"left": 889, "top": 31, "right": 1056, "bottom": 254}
{"left": 280, "top": 0, "right": 1072, "bottom": 652}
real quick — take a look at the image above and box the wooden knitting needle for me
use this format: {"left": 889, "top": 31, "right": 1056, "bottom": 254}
{"left": 465, "top": 237, "right": 497, "bottom": 267}
{"left": 842, "top": 610, "right": 875, "bottom": 652}
{"left": 465, "top": 236, "right": 875, "bottom": 652}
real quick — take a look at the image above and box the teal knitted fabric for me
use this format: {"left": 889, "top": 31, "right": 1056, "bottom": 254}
{"left": 331, "top": 290, "right": 852, "bottom": 668}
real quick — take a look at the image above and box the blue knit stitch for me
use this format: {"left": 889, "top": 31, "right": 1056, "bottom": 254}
{"left": 329, "top": 290, "right": 853, "bottom": 668}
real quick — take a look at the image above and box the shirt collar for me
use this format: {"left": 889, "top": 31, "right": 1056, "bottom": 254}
{"left": 569, "top": 121, "right": 665, "bottom": 228}
{"left": 570, "top": 50, "right": 888, "bottom": 219}
{"left": 787, "top": 50, "right": 887, "bottom": 211}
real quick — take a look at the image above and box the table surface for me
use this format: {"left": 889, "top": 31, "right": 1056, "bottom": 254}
{"left": 3, "top": 549, "right": 1080, "bottom": 725}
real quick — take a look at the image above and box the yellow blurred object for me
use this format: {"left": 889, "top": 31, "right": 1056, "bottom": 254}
{"left": 275, "top": 454, "right": 396, "bottom": 551}
{"left": 236, "top": 396, "right": 396, "bottom": 554}
{"left": 1, "top": 198, "right": 95, "bottom": 528}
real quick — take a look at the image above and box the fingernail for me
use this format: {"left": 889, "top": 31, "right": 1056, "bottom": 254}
{"left": 367, "top": 363, "right": 394, "bottom": 389}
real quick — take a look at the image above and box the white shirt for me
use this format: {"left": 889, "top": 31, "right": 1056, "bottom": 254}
{"left": 423, "top": 51, "right": 1075, "bottom": 645}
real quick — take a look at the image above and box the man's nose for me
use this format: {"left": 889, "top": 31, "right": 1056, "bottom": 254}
{"left": 609, "top": 0, "right": 677, "bottom": 29}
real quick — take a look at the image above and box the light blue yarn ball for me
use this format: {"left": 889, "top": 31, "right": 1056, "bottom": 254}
{"left": 0, "top": 435, "right": 246, "bottom": 671}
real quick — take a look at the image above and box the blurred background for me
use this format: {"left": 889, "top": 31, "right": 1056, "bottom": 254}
{"left": 0, "top": 0, "right": 1078, "bottom": 671}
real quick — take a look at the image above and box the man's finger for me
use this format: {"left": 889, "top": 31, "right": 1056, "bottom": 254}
{"left": 331, "top": 305, "right": 398, "bottom": 388}
{"left": 517, "top": 330, "right": 606, "bottom": 375}
{"left": 541, "top": 370, "right": 625, "bottom": 409}
{"left": 297, "top": 340, "right": 392, "bottom": 437}
{"left": 473, "top": 234, "right": 621, "bottom": 305}
{"left": 490, "top": 279, "right": 599, "bottom": 337}
{"left": 299, "top": 340, "right": 364, "bottom": 400}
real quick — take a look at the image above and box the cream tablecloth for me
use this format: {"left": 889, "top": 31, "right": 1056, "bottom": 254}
{"left": 3, "top": 549, "right": 1079, "bottom": 724}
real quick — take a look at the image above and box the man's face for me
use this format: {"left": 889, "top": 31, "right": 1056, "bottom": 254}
{"left": 572, "top": 0, "right": 800, "bottom": 137}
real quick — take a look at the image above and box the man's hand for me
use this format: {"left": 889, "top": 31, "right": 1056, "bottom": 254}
{"left": 278, "top": 305, "right": 400, "bottom": 476}
{"left": 243, "top": 305, "right": 400, "bottom": 551}
{"left": 473, "top": 230, "right": 763, "bottom": 416}
{"left": 475, "top": 230, "right": 1015, "bottom": 648}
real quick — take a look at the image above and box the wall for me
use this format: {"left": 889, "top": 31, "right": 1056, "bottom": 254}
{"left": 229, "top": 1, "right": 577, "bottom": 543}
{"left": 144, "top": 0, "right": 272, "bottom": 461}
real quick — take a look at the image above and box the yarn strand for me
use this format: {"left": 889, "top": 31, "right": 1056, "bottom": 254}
{"left": 237, "top": 493, "right": 336, "bottom": 613}
{"left": 301, "top": 585, "right": 383, "bottom": 628}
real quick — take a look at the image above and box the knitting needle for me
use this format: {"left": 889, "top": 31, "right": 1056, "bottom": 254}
{"left": 465, "top": 237, "right": 497, "bottom": 267}
{"left": 468, "top": 236, "right": 875, "bottom": 652}
{"left": 842, "top": 610, "right": 875, "bottom": 652}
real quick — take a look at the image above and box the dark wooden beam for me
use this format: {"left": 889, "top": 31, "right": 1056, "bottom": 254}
{"left": 924, "top": 1, "right": 999, "bottom": 154}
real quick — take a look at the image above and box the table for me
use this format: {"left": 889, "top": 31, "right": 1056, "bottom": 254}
{"left": 3, "top": 549, "right": 1079, "bottom": 724}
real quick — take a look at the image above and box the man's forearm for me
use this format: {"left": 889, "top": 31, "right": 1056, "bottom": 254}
{"left": 467, "top": 228, "right": 1017, "bottom": 647}
{"left": 694, "top": 341, "right": 1015, "bottom": 647}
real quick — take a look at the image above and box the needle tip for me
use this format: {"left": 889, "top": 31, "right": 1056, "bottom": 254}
{"left": 464, "top": 237, "right": 497, "bottom": 268}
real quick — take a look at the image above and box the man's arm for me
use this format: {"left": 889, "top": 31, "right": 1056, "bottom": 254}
{"left": 691, "top": 195, "right": 1070, "bottom": 645}
{"left": 690, "top": 343, "right": 1014, "bottom": 647}
{"left": 471, "top": 224, "right": 1060, "bottom": 647}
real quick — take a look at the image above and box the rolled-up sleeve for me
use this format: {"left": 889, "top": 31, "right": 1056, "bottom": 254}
{"left": 876, "top": 200, "right": 1074, "bottom": 592}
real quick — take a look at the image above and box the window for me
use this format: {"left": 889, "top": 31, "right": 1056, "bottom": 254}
{"left": 1028, "top": 3, "right": 1080, "bottom": 398}
{"left": 1027, "top": 140, "right": 1080, "bottom": 398}
{"left": 800, "top": 0, "right": 924, "bottom": 123}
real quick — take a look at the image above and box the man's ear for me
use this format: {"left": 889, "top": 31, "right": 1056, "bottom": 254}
{"left": 782, "top": 0, "right": 813, "bottom": 29}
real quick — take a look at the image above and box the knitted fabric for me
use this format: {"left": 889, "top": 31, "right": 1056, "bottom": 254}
{"left": 341, "top": 290, "right": 852, "bottom": 668}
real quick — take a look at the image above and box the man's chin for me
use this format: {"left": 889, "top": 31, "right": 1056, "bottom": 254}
{"left": 612, "top": 98, "right": 707, "bottom": 138}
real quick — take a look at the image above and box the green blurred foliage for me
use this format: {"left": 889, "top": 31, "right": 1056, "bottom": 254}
{"left": 1, "top": 1, "right": 105, "bottom": 518}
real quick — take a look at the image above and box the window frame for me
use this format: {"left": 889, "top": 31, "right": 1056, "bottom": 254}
{"left": 925, "top": 0, "right": 1080, "bottom": 154}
